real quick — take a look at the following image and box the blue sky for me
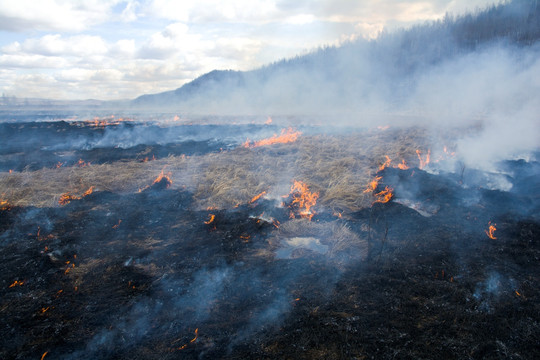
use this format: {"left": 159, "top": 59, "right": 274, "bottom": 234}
{"left": 0, "top": 0, "right": 496, "bottom": 100}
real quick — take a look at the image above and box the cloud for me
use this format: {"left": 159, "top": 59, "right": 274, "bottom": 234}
{"left": 0, "top": 0, "right": 120, "bottom": 32}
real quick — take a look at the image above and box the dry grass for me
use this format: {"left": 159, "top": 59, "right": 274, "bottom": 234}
{"left": 0, "top": 127, "right": 428, "bottom": 211}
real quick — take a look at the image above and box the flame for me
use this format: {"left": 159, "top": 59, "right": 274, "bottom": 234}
{"left": 41, "top": 307, "right": 50, "bottom": 313}
{"left": 41, "top": 351, "right": 48, "bottom": 360}
{"left": 204, "top": 214, "right": 215, "bottom": 225}
{"left": 373, "top": 186, "right": 394, "bottom": 204}
{"left": 397, "top": 159, "right": 409, "bottom": 170}
{"left": 416, "top": 149, "right": 431, "bottom": 169}
{"left": 9, "top": 280, "right": 24, "bottom": 288}
{"left": 363, "top": 176, "right": 382, "bottom": 193}
{"left": 58, "top": 186, "right": 94, "bottom": 205}
{"left": 265, "top": 116, "right": 273, "bottom": 125}
{"left": 485, "top": 221, "right": 497, "bottom": 239}
{"left": 243, "top": 127, "right": 301, "bottom": 148}
{"left": 378, "top": 155, "right": 391, "bottom": 171}
{"left": 56, "top": 162, "right": 64, "bottom": 169}
{"left": 285, "top": 180, "right": 319, "bottom": 221}
{"left": 515, "top": 290, "right": 521, "bottom": 297}
{"left": 153, "top": 170, "right": 172, "bottom": 187}
{"left": 9, "top": 169, "right": 13, "bottom": 174}
{"left": 0, "top": 197, "right": 11, "bottom": 211}
{"left": 249, "top": 191, "right": 266, "bottom": 204}
{"left": 190, "top": 328, "right": 199, "bottom": 343}
{"left": 112, "top": 219, "right": 122, "bottom": 229}
{"left": 77, "top": 159, "right": 91, "bottom": 167}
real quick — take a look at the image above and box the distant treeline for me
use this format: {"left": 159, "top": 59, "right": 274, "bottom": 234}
{"left": 132, "top": 0, "right": 540, "bottom": 112}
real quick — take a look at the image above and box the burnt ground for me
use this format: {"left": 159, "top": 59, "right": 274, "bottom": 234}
{"left": 1, "top": 123, "right": 539, "bottom": 360}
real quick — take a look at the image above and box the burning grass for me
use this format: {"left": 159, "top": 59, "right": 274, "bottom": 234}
{"left": 0, "top": 127, "right": 428, "bottom": 213}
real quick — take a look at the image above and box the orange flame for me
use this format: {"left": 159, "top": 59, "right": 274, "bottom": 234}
{"left": 378, "top": 155, "right": 391, "bottom": 171}
{"left": 153, "top": 170, "right": 172, "bottom": 187}
{"left": 41, "top": 351, "right": 48, "bottom": 360}
{"left": 249, "top": 191, "right": 266, "bottom": 204}
{"left": 243, "top": 127, "right": 301, "bottom": 148}
{"left": 363, "top": 176, "right": 382, "bottom": 193}
{"left": 204, "top": 214, "right": 215, "bottom": 225}
{"left": 416, "top": 149, "right": 431, "bottom": 169}
{"left": 397, "top": 159, "right": 409, "bottom": 170}
{"left": 58, "top": 186, "right": 94, "bottom": 205}
{"left": 56, "top": 162, "right": 64, "bottom": 169}
{"left": 285, "top": 180, "right": 319, "bottom": 221}
{"left": 190, "top": 328, "right": 199, "bottom": 343}
{"left": 265, "top": 116, "right": 273, "bottom": 125}
{"left": 0, "top": 198, "right": 11, "bottom": 211}
{"left": 485, "top": 221, "right": 497, "bottom": 239}
{"left": 9, "top": 280, "right": 25, "bottom": 288}
{"left": 76, "top": 159, "right": 91, "bottom": 167}
{"left": 373, "top": 186, "right": 394, "bottom": 204}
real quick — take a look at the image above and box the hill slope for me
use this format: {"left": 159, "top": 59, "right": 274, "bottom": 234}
{"left": 132, "top": 0, "right": 540, "bottom": 116}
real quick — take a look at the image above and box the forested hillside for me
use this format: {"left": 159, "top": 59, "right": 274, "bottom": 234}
{"left": 132, "top": 0, "right": 540, "bottom": 115}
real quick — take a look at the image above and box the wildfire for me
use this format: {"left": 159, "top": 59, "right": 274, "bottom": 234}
{"left": 416, "top": 149, "right": 431, "bottom": 169}
{"left": 175, "top": 328, "right": 199, "bottom": 351}
{"left": 9, "top": 280, "right": 24, "bottom": 288}
{"left": 112, "top": 219, "right": 122, "bottom": 229}
{"left": 56, "top": 162, "right": 64, "bottom": 169}
{"left": 41, "top": 351, "right": 48, "bottom": 360}
{"left": 485, "top": 221, "right": 497, "bottom": 239}
{"left": 284, "top": 180, "right": 319, "bottom": 221}
{"left": 58, "top": 186, "right": 94, "bottom": 205}
{"left": 265, "top": 116, "right": 273, "bottom": 125}
{"left": 373, "top": 186, "right": 394, "bottom": 204}
{"left": 249, "top": 191, "right": 266, "bottom": 204}
{"left": 243, "top": 127, "right": 301, "bottom": 148}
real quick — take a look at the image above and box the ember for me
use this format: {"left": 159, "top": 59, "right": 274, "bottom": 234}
{"left": 204, "top": 214, "right": 216, "bottom": 224}
{"left": 243, "top": 127, "right": 301, "bottom": 148}
{"left": 9, "top": 280, "right": 24, "bottom": 288}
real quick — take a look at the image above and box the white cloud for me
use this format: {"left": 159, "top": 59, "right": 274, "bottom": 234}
{"left": 0, "top": 0, "right": 121, "bottom": 32}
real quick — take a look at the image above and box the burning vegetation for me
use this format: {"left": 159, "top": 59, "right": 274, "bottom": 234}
{"left": 0, "top": 119, "right": 538, "bottom": 360}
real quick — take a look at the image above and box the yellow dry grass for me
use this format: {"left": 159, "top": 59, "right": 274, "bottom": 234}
{"left": 0, "top": 127, "right": 428, "bottom": 212}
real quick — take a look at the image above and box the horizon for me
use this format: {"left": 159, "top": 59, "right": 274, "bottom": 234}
{"left": 0, "top": 0, "right": 496, "bottom": 102}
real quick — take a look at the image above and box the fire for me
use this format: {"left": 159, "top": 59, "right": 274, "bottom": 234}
{"left": 152, "top": 170, "right": 172, "bottom": 188}
{"left": 1, "top": 198, "right": 11, "bottom": 211}
{"left": 190, "top": 328, "right": 199, "bottom": 343}
{"left": 363, "top": 176, "right": 382, "bottom": 193}
{"left": 9, "top": 280, "right": 24, "bottom": 288}
{"left": 243, "top": 127, "right": 301, "bottom": 148}
{"left": 373, "top": 186, "right": 394, "bottom": 204}
{"left": 377, "top": 125, "right": 390, "bottom": 130}
{"left": 397, "top": 159, "right": 409, "bottom": 170}
{"left": 485, "top": 221, "right": 497, "bottom": 239}
{"left": 249, "top": 191, "right": 266, "bottom": 204}
{"left": 265, "top": 116, "right": 273, "bottom": 125}
{"left": 41, "top": 351, "right": 48, "bottom": 360}
{"left": 56, "top": 162, "right": 64, "bottom": 169}
{"left": 204, "top": 214, "right": 215, "bottom": 225}
{"left": 285, "top": 180, "right": 319, "bottom": 221}
{"left": 76, "top": 159, "right": 91, "bottom": 167}
{"left": 58, "top": 186, "right": 94, "bottom": 205}
{"left": 416, "top": 149, "right": 431, "bottom": 169}
{"left": 112, "top": 219, "right": 122, "bottom": 229}
{"left": 379, "top": 155, "right": 391, "bottom": 171}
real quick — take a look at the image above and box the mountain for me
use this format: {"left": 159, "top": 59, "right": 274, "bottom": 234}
{"left": 131, "top": 0, "right": 540, "bottom": 115}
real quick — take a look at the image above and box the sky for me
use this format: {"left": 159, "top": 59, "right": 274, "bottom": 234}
{"left": 0, "top": 0, "right": 497, "bottom": 101}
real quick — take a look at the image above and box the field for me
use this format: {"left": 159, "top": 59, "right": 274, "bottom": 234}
{"left": 1, "top": 115, "right": 539, "bottom": 359}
